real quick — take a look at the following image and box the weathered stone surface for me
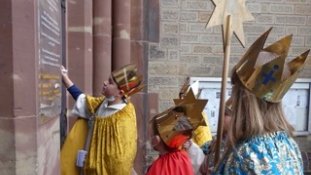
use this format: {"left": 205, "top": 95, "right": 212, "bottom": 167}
{"left": 149, "top": 0, "right": 311, "bottom": 173}
{"left": 149, "top": 44, "right": 166, "bottom": 60}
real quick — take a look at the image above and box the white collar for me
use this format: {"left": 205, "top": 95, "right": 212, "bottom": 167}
{"left": 103, "top": 99, "right": 126, "bottom": 110}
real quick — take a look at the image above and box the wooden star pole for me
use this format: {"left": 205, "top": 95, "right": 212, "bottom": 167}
{"left": 214, "top": 14, "right": 232, "bottom": 166}
{"left": 205, "top": 0, "right": 254, "bottom": 166}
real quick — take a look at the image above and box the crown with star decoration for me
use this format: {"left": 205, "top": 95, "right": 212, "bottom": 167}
{"left": 174, "top": 89, "right": 208, "bottom": 128}
{"left": 234, "top": 27, "right": 310, "bottom": 103}
{"left": 152, "top": 104, "right": 194, "bottom": 148}
{"left": 179, "top": 77, "right": 201, "bottom": 99}
{"left": 151, "top": 89, "right": 208, "bottom": 148}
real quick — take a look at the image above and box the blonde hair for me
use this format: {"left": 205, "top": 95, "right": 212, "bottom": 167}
{"left": 228, "top": 71, "right": 294, "bottom": 147}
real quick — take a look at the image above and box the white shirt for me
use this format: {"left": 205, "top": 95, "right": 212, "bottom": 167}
{"left": 72, "top": 94, "right": 126, "bottom": 118}
{"left": 185, "top": 140, "right": 205, "bottom": 175}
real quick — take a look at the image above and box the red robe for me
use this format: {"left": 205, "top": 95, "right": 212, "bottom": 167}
{"left": 146, "top": 150, "right": 194, "bottom": 175}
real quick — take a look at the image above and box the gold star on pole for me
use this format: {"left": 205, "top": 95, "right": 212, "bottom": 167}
{"left": 173, "top": 89, "right": 208, "bottom": 128}
{"left": 206, "top": 0, "right": 254, "bottom": 47}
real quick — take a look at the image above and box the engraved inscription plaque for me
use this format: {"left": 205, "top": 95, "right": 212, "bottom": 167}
{"left": 38, "top": 0, "right": 62, "bottom": 119}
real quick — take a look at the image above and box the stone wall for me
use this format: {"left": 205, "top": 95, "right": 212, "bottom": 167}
{"left": 147, "top": 0, "right": 311, "bottom": 172}
{"left": 149, "top": 0, "right": 311, "bottom": 112}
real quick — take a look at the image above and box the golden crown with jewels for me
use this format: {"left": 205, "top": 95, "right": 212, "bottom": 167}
{"left": 234, "top": 28, "right": 310, "bottom": 103}
{"left": 111, "top": 64, "right": 144, "bottom": 98}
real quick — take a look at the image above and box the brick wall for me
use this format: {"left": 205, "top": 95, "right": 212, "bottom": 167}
{"left": 146, "top": 0, "right": 311, "bottom": 172}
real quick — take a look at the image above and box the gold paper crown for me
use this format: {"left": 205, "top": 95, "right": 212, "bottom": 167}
{"left": 111, "top": 64, "right": 144, "bottom": 98}
{"left": 235, "top": 28, "right": 310, "bottom": 103}
{"left": 179, "top": 77, "right": 201, "bottom": 98}
{"left": 174, "top": 89, "right": 208, "bottom": 128}
{"left": 152, "top": 90, "right": 208, "bottom": 148}
{"left": 179, "top": 79, "right": 213, "bottom": 145}
{"left": 179, "top": 77, "right": 190, "bottom": 98}
{"left": 153, "top": 105, "right": 194, "bottom": 148}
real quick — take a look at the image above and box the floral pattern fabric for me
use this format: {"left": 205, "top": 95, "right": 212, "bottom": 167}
{"left": 213, "top": 131, "right": 303, "bottom": 175}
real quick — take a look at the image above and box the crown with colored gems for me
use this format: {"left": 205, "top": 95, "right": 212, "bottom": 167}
{"left": 111, "top": 64, "right": 144, "bottom": 98}
{"left": 234, "top": 28, "right": 310, "bottom": 103}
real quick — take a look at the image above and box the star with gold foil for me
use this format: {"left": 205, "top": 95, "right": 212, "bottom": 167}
{"left": 206, "top": 0, "right": 254, "bottom": 47}
{"left": 173, "top": 89, "right": 208, "bottom": 128}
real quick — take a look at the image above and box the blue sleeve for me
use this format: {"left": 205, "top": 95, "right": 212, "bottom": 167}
{"left": 67, "top": 84, "right": 83, "bottom": 101}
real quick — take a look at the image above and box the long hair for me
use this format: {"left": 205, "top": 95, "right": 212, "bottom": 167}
{"left": 227, "top": 70, "right": 294, "bottom": 148}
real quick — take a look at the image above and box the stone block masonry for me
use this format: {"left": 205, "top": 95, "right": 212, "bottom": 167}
{"left": 146, "top": 0, "right": 311, "bottom": 171}
{"left": 149, "top": 0, "right": 311, "bottom": 112}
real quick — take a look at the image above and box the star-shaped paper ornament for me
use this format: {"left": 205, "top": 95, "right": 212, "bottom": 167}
{"left": 174, "top": 89, "right": 208, "bottom": 128}
{"left": 206, "top": 0, "right": 254, "bottom": 47}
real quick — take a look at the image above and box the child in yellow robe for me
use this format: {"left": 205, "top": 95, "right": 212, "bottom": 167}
{"left": 60, "top": 64, "right": 143, "bottom": 175}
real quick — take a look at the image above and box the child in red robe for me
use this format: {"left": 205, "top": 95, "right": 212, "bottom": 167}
{"left": 146, "top": 106, "right": 195, "bottom": 175}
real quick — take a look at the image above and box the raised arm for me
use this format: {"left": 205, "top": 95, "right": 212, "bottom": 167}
{"left": 61, "top": 65, "right": 74, "bottom": 88}
{"left": 61, "top": 65, "right": 83, "bottom": 101}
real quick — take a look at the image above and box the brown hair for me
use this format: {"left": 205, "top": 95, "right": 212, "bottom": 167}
{"left": 227, "top": 70, "right": 294, "bottom": 148}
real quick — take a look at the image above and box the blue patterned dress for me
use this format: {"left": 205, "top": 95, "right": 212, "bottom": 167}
{"left": 213, "top": 131, "right": 303, "bottom": 175}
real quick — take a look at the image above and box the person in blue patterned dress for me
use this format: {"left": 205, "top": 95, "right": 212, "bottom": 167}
{"left": 212, "top": 28, "right": 309, "bottom": 175}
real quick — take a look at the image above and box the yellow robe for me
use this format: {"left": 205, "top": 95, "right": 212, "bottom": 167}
{"left": 61, "top": 96, "right": 137, "bottom": 175}
{"left": 192, "top": 112, "right": 212, "bottom": 147}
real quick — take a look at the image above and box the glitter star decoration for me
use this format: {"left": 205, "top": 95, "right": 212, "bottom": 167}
{"left": 206, "top": 0, "right": 254, "bottom": 47}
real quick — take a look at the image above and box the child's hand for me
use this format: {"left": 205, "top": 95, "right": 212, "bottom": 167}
{"left": 60, "top": 65, "right": 74, "bottom": 88}
{"left": 60, "top": 65, "right": 68, "bottom": 76}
